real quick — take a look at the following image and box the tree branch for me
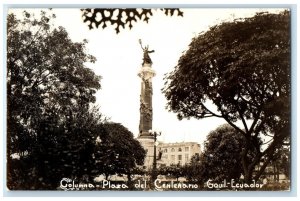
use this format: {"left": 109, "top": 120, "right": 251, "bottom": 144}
{"left": 220, "top": 111, "right": 246, "bottom": 135}
{"left": 248, "top": 109, "right": 262, "bottom": 135}
{"left": 200, "top": 103, "right": 223, "bottom": 118}
{"left": 238, "top": 109, "right": 249, "bottom": 133}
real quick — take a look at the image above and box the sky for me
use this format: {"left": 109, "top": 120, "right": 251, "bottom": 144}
{"left": 9, "top": 7, "right": 285, "bottom": 146}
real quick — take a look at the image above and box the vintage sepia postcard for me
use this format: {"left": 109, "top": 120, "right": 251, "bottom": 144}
{"left": 5, "top": 5, "right": 293, "bottom": 195}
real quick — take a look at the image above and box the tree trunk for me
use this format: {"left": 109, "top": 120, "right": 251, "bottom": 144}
{"left": 127, "top": 173, "right": 134, "bottom": 189}
{"left": 244, "top": 170, "right": 253, "bottom": 184}
{"left": 241, "top": 147, "right": 253, "bottom": 184}
{"left": 275, "top": 163, "right": 279, "bottom": 182}
{"left": 273, "top": 164, "right": 276, "bottom": 181}
{"left": 127, "top": 173, "right": 132, "bottom": 182}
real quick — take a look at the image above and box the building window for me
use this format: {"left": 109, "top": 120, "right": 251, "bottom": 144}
{"left": 178, "top": 155, "right": 182, "bottom": 160}
{"left": 185, "top": 154, "right": 189, "bottom": 161}
{"left": 171, "top": 155, "right": 175, "bottom": 161}
{"left": 178, "top": 148, "right": 182, "bottom": 152}
{"left": 164, "top": 149, "right": 168, "bottom": 153}
{"left": 185, "top": 147, "right": 189, "bottom": 151}
{"left": 171, "top": 148, "right": 175, "bottom": 152}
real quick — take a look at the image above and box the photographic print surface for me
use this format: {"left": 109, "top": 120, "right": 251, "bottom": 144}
{"left": 6, "top": 7, "right": 291, "bottom": 191}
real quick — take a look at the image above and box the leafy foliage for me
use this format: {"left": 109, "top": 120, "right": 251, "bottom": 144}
{"left": 199, "top": 124, "right": 248, "bottom": 182}
{"left": 81, "top": 8, "right": 183, "bottom": 33}
{"left": 94, "top": 122, "right": 146, "bottom": 179}
{"left": 158, "top": 164, "right": 187, "bottom": 181}
{"left": 184, "top": 153, "right": 203, "bottom": 183}
{"left": 7, "top": 10, "right": 102, "bottom": 189}
{"left": 184, "top": 125, "right": 251, "bottom": 184}
{"left": 163, "top": 11, "right": 291, "bottom": 183}
{"left": 264, "top": 146, "right": 290, "bottom": 180}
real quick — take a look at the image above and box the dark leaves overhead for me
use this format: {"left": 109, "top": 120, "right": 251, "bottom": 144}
{"left": 81, "top": 8, "right": 183, "bottom": 33}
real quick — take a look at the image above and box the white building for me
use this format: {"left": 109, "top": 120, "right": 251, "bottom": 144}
{"left": 157, "top": 142, "right": 201, "bottom": 167}
{"left": 138, "top": 140, "right": 201, "bottom": 169}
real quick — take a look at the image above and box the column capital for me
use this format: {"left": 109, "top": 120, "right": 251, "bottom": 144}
{"left": 138, "top": 65, "right": 156, "bottom": 81}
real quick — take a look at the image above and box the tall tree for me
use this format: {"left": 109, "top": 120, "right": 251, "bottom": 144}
{"left": 163, "top": 11, "right": 291, "bottom": 183}
{"left": 7, "top": 10, "right": 101, "bottom": 189}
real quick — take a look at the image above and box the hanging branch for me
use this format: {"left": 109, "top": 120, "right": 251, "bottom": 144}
{"left": 81, "top": 8, "right": 183, "bottom": 33}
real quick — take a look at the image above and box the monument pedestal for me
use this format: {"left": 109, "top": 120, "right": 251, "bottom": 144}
{"left": 137, "top": 137, "right": 155, "bottom": 169}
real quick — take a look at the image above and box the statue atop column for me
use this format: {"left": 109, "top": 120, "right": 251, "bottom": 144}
{"left": 139, "top": 39, "right": 155, "bottom": 65}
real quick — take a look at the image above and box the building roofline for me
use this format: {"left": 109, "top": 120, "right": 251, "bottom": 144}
{"left": 157, "top": 141, "right": 200, "bottom": 146}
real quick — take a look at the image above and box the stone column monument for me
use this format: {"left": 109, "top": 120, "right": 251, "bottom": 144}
{"left": 137, "top": 39, "right": 156, "bottom": 169}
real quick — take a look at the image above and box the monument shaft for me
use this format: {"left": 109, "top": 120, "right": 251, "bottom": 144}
{"left": 138, "top": 63, "right": 156, "bottom": 137}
